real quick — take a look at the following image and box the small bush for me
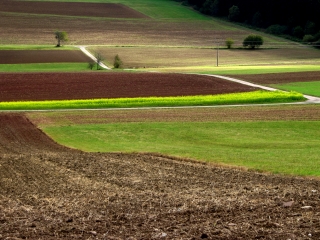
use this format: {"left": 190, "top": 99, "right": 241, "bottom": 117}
{"left": 225, "top": 38, "right": 234, "bottom": 49}
{"left": 302, "top": 34, "right": 315, "bottom": 43}
{"left": 113, "top": 54, "right": 123, "bottom": 69}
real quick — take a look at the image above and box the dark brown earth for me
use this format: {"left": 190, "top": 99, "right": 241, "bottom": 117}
{"left": 28, "top": 104, "right": 320, "bottom": 125}
{"left": 0, "top": 72, "right": 258, "bottom": 101}
{"left": 0, "top": 0, "right": 149, "bottom": 19}
{"left": 1, "top": 113, "right": 320, "bottom": 239}
{"left": 234, "top": 71, "right": 320, "bottom": 84}
{"left": 0, "top": 50, "right": 92, "bottom": 64}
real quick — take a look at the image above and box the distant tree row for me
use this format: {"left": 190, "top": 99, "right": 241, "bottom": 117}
{"left": 178, "top": 0, "right": 320, "bottom": 45}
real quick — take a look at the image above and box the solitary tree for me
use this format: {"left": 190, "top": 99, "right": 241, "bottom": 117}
{"left": 55, "top": 31, "right": 68, "bottom": 47}
{"left": 113, "top": 54, "right": 123, "bottom": 69}
{"left": 95, "top": 52, "right": 104, "bottom": 70}
{"left": 242, "top": 35, "right": 263, "bottom": 49}
{"left": 225, "top": 38, "right": 234, "bottom": 49}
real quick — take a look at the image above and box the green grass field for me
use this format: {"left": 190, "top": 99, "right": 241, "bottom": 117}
{"left": 42, "top": 121, "right": 320, "bottom": 176}
{"left": 0, "top": 45, "right": 76, "bottom": 50}
{"left": 0, "top": 63, "right": 90, "bottom": 72}
{"left": 271, "top": 81, "right": 320, "bottom": 97}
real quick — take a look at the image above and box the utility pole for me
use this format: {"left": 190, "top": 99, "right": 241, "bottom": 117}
{"left": 216, "top": 41, "right": 219, "bottom": 67}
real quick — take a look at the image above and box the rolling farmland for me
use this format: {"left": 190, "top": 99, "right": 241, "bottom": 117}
{"left": 1, "top": 0, "right": 320, "bottom": 239}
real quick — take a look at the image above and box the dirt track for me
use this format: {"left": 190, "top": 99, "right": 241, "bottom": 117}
{"left": 0, "top": 72, "right": 258, "bottom": 101}
{"left": 1, "top": 113, "right": 320, "bottom": 239}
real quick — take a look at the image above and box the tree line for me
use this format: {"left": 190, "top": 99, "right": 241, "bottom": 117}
{"left": 177, "top": 0, "right": 320, "bottom": 44}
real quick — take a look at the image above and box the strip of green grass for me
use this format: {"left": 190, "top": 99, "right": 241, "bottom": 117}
{"left": 271, "top": 81, "right": 320, "bottom": 97}
{"left": 0, "top": 45, "right": 76, "bottom": 50}
{"left": 43, "top": 121, "right": 320, "bottom": 176}
{"left": 0, "top": 91, "right": 304, "bottom": 110}
{"left": 147, "top": 65, "right": 320, "bottom": 75}
{"left": 0, "top": 63, "right": 92, "bottom": 72}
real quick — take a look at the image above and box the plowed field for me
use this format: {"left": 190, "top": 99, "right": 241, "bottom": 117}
{"left": 0, "top": 72, "right": 258, "bottom": 101}
{"left": 0, "top": 0, "right": 148, "bottom": 19}
{"left": 1, "top": 113, "right": 320, "bottom": 239}
{"left": 0, "top": 50, "right": 92, "bottom": 64}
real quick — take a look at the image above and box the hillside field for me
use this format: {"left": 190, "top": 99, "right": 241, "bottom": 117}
{"left": 1, "top": 0, "right": 320, "bottom": 239}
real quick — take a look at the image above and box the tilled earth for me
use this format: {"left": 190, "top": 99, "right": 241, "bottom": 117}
{"left": 0, "top": 72, "right": 258, "bottom": 101}
{"left": 0, "top": 0, "right": 148, "bottom": 19}
{"left": 0, "top": 50, "right": 92, "bottom": 64}
{"left": 1, "top": 113, "right": 320, "bottom": 239}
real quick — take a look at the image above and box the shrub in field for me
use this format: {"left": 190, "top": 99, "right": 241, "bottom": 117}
{"left": 88, "top": 61, "right": 95, "bottom": 70}
{"left": 113, "top": 54, "right": 123, "bottom": 69}
{"left": 225, "top": 38, "right": 234, "bottom": 49}
{"left": 302, "top": 35, "right": 315, "bottom": 43}
{"left": 243, "top": 35, "right": 264, "bottom": 49}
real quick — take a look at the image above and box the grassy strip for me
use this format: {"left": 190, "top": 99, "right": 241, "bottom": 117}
{"left": 146, "top": 65, "right": 320, "bottom": 75}
{"left": 271, "top": 81, "right": 320, "bottom": 97}
{"left": 0, "top": 45, "right": 76, "bottom": 50}
{"left": 42, "top": 121, "right": 320, "bottom": 176}
{"left": 0, "top": 91, "right": 304, "bottom": 110}
{"left": 0, "top": 63, "right": 92, "bottom": 72}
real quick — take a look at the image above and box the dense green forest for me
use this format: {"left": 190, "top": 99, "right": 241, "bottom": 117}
{"left": 177, "top": 0, "right": 320, "bottom": 44}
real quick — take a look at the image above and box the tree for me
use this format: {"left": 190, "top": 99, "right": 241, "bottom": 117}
{"left": 242, "top": 35, "right": 264, "bottom": 49}
{"left": 251, "top": 12, "right": 263, "bottom": 28}
{"left": 228, "top": 5, "right": 240, "bottom": 22}
{"left": 95, "top": 52, "right": 104, "bottom": 70}
{"left": 302, "top": 34, "right": 315, "bottom": 43}
{"left": 225, "top": 38, "right": 234, "bottom": 49}
{"left": 293, "top": 26, "right": 304, "bottom": 39}
{"left": 88, "top": 61, "right": 95, "bottom": 70}
{"left": 113, "top": 54, "right": 123, "bottom": 69}
{"left": 54, "top": 31, "right": 68, "bottom": 47}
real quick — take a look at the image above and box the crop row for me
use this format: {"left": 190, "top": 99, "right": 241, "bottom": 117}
{"left": 0, "top": 91, "right": 304, "bottom": 111}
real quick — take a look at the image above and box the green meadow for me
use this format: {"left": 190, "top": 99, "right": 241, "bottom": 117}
{"left": 42, "top": 120, "right": 320, "bottom": 176}
{"left": 0, "top": 63, "right": 90, "bottom": 72}
{"left": 271, "top": 81, "right": 320, "bottom": 97}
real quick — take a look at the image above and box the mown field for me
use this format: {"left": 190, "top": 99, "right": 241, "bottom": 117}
{"left": 1, "top": 0, "right": 320, "bottom": 239}
{"left": 28, "top": 105, "right": 320, "bottom": 176}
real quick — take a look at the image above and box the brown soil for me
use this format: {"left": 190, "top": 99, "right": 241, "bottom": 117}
{"left": 0, "top": 0, "right": 148, "bottom": 19}
{"left": 234, "top": 71, "right": 320, "bottom": 85}
{"left": 0, "top": 72, "right": 258, "bottom": 101}
{"left": 28, "top": 104, "right": 320, "bottom": 126}
{"left": 0, "top": 50, "right": 92, "bottom": 64}
{"left": 1, "top": 113, "right": 320, "bottom": 239}
{"left": 0, "top": 9, "right": 247, "bottom": 46}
